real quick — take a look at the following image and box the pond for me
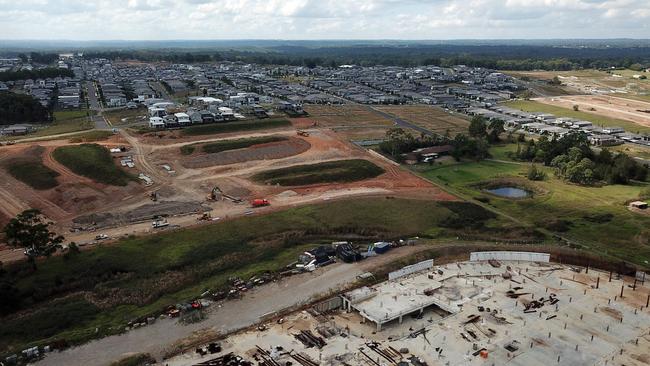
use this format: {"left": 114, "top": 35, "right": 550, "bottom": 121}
{"left": 485, "top": 186, "right": 532, "bottom": 198}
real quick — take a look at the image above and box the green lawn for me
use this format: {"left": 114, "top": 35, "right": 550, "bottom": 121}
{"left": 68, "top": 130, "right": 113, "bottom": 143}
{"left": 504, "top": 100, "right": 650, "bottom": 134}
{"left": 1, "top": 198, "right": 520, "bottom": 354}
{"left": 419, "top": 156, "right": 650, "bottom": 265}
{"left": 252, "top": 159, "right": 385, "bottom": 186}
{"left": 1, "top": 109, "right": 95, "bottom": 141}
{"left": 52, "top": 144, "right": 134, "bottom": 186}
{"left": 182, "top": 119, "right": 292, "bottom": 136}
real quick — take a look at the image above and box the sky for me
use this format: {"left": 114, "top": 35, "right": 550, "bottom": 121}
{"left": 0, "top": 0, "right": 649, "bottom": 40}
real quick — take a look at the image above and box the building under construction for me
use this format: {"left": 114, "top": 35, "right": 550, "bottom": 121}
{"left": 168, "top": 252, "right": 650, "bottom": 366}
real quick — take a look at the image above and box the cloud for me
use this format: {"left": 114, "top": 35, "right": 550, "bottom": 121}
{"left": 0, "top": 0, "right": 648, "bottom": 39}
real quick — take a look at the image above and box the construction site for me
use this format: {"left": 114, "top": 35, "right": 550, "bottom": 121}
{"left": 167, "top": 252, "right": 650, "bottom": 366}
{"left": 0, "top": 115, "right": 451, "bottom": 263}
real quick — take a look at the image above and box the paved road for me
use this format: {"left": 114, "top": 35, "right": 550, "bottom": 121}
{"left": 36, "top": 245, "right": 431, "bottom": 366}
{"left": 85, "top": 81, "right": 101, "bottom": 110}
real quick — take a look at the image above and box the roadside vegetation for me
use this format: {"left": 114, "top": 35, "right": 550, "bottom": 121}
{"left": 182, "top": 119, "right": 291, "bottom": 136}
{"left": 253, "top": 159, "right": 385, "bottom": 186}
{"left": 0, "top": 198, "right": 529, "bottom": 355}
{"left": 52, "top": 143, "right": 133, "bottom": 186}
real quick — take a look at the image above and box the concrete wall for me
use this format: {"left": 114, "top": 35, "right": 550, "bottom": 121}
{"left": 470, "top": 251, "right": 550, "bottom": 262}
{"left": 388, "top": 259, "right": 434, "bottom": 281}
{"left": 312, "top": 296, "right": 343, "bottom": 313}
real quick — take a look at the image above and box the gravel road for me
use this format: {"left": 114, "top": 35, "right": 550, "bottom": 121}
{"left": 36, "top": 245, "right": 429, "bottom": 366}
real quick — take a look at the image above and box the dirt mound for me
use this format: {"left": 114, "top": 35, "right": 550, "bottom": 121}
{"left": 183, "top": 138, "right": 310, "bottom": 168}
{"left": 73, "top": 201, "right": 212, "bottom": 229}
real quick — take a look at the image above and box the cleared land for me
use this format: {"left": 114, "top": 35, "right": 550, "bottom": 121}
{"left": 532, "top": 95, "right": 650, "bottom": 131}
{"left": 200, "top": 136, "right": 288, "bottom": 154}
{"left": 181, "top": 119, "right": 292, "bottom": 136}
{"left": 252, "top": 159, "right": 385, "bottom": 186}
{"left": 0, "top": 198, "right": 519, "bottom": 355}
{"left": 182, "top": 137, "right": 310, "bottom": 168}
{"left": 303, "top": 105, "right": 395, "bottom": 127}
{"left": 68, "top": 130, "right": 113, "bottom": 143}
{"left": 418, "top": 152, "right": 650, "bottom": 265}
{"left": 504, "top": 99, "right": 650, "bottom": 134}
{"left": 506, "top": 69, "right": 650, "bottom": 97}
{"left": 52, "top": 143, "right": 134, "bottom": 186}
{"left": 104, "top": 108, "right": 147, "bottom": 126}
{"left": 374, "top": 105, "right": 470, "bottom": 135}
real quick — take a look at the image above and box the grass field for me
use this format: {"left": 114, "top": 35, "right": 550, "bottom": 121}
{"left": 182, "top": 119, "right": 292, "bottom": 136}
{"left": 418, "top": 153, "right": 650, "bottom": 265}
{"left": 104, "top": 108, "right": 147, "bottom": 126}
{"left": 68, "top": 130, "right": 113, "bottom": 143}
{"left": 1, "top": 109, "right": 95, "bottom": 140}
{"left": 6, "top": 161, "right": 60, "bottom": 190}
{"left": 52, "top": 144, "right": 133, "bottom": 186}
{"left": 504, "top": 100, "right": 650, "bottom": 134}
{"left": 0, "top": 198, "right": 518, "bottom": 354}
{"left": 374, "top": 105, "right": 470, "bottom": 135}
{"left": 252, "top": 159, "right": 385, "bottom": 186}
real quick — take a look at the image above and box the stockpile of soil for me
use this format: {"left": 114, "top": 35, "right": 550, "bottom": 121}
{"left": 183, "top": 138, "right": 310, "bottom": 168}
{"left": 73, "top": 201, "right": 211, "bottom": 229}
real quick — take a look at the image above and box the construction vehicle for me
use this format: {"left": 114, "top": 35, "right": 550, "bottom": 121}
{"left": 251, "top": 199, "right": 270, "bottom": 208}
{"left": 208, "top": 186, "right": 242, "bottom": 203}
{"left": 152, "top": 219, "right": 169, "bottom": 229}
{"left": 296, "top": 130, "right": 310, "bottom": 137}
{"left": 197, "top": 212, "right": 212, "bottom": 221}
{"left": 149, "top": 190, "right": 158, "bottom": 202}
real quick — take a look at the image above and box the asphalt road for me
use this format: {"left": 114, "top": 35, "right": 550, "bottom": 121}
{"left": 85, "top": 81, "right": 101, "bottom": 110}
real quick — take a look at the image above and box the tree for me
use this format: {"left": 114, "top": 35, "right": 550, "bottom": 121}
{"left": 468, "top": 116, "right": 487, "bottom": 139}
{"left": 527, "top": 165, "right": 546, "bottom": 181}
{"left": 3, "top": 209, "right": 64, "bottom": 270}
{"left": 487, "top": 119, "right": 505, "bottom": 143}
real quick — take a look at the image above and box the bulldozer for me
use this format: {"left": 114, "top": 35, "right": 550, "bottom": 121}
{"left": 296, "top": 130, "right": 310, "bottom": 137}
{"left": 207, "top": 186, "right": 242, "bottom": 203}
{"left": 149, "top": 190, "right": 159, "bottom": 202}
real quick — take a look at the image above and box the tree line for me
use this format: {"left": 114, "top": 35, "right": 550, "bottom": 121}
{"left": 77, "top": 45, "right": 650, "bottom": 70}
{"left": 513, "top": 133, "right": 647, "bottom": 185}
{"left": 0, "top": 68, "right": 74, "bottom": 82}
{"left": 0, "top": 92, "right": 51, "bottom": 125}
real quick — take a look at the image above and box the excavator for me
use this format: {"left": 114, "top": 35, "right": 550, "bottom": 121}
{"left": 207, "top": 186, "right": 242, "bottom": 203}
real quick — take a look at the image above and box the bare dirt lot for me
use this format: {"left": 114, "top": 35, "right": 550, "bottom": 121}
{"left": 182, "top": 137, "right": 311, "bottom": 168}
{"left": 534, "top": 95, "right": 650, "bottom": 127}
{"left": 374, "top": 105, "right": 470, "bottom": 135}
{"left": 303, "top": 105, "right": 395, "bottom": 128}
{"left": 0, "top": 115, "right": 454, "bottom": 262}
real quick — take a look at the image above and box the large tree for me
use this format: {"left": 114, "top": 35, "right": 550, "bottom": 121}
{"left": 3, "top": 209, "right": 64, "bottom": 269}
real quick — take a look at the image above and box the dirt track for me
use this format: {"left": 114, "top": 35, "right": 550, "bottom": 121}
{"left": 534, "top": 95, "right": 650, "bottom": 127}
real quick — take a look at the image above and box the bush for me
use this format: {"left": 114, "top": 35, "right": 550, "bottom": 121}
{"left": 527, "top": 165, "right": 546, "bottom": 181}
{"left": 180, "top": 145, "right": 195, "bottom": 155}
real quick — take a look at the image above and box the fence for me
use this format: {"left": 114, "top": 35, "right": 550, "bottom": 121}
{"left": 388, "top": 259, "right": 434, "bottom": 281}
{"left": 470, "top": 251, "right": 550, "bottom": 263}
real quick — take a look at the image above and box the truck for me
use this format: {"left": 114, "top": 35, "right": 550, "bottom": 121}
{"left": 251, "top": 199, "right": 270, "bottom": 208}
{"left": 152, "top": 219, "right": 169, "bottom": 229}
